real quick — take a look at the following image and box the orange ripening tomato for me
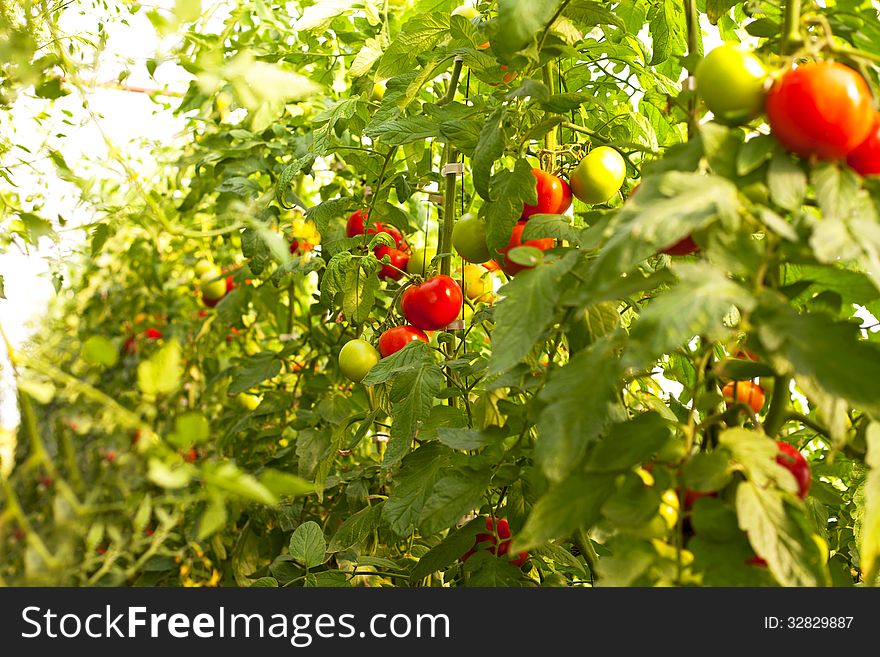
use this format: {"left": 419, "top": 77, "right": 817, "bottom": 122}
{"left": 722, "top": 380, "right": 765, "bottom": 414}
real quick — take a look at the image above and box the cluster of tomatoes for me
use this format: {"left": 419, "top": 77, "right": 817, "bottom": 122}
{"left": 346, "top": 209, "right": 411, "bottom": 281}
{"left": 696, "top": 43, "right": 879, "bottom": 171}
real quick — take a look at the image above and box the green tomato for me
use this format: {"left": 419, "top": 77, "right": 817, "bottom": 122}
{"left": 338, "top": 339, "right": 380, "bottom": 383}
{"left": 570, "top": 146, "right": 626, "bottom": 205}
{"left": 452, "top": 215, "right": 491, "bottom": 263}
{"left": 695, "top": 44, "right": 767, "bottom": 125}
{"left": 200, "top": 271, "right": 227, "bottom": 300}
{"left": 451, "top": 4, "right": 480, "bottom": 19}
{"left": 195, "top": 260, "right": 216, "bottom": 278}
{"left": 406, "top": 246, "right": 433, "bottom": 276}
{"left": 370, "top": 81, "right": 386, "bottom": 102}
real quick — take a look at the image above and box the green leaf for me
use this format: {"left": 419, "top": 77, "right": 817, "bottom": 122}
{"left": 147, "top": 458, "right": 194, "bottom": 489}
{"left": 484, "top": 159, "right": 536, "bottom": 253}
{"left": 755, "top": 299, "right": 880, "bottom": 416}
{"left": 362, "top": 340, "right": 431, "bottom": 385}
{"left": 624, "top": 263, "right": 755, "bottom": 370}
{"left": 289, "top": 521, "right": 327, "bottom": 569}
{"left": 512, "top": 473, "right": 616, "bottom": 552}
{"left": 418, "top": 469, "right": 491, "bottom": 536}
{"left": 228, "top": 352, "right": 282, "bottom": 395}
{"left": 436, "top": 428, "right": 490, "bottom": 450}
{"left": 463, "top": 551, "right": 524, "bottom": 586}
{"left": 648, "top": 0, "right": 687, "bottom": 67}
{"left": 586, "top": 412, "right": 672, "bottom": 473}
{"left": 328, "top": 503, "right": 384, "bottom": 552}
{"left": 173, "top": 0, "right": 201, "bottom": 22}
{"left": 250, "top": 577, "right": 279, "bottom": 588}
{"left": 472, "top": 108, "right": 507, "bottom": 201}
{"left": 736, "top": 481, "right": 830, "bottom": 586}
{"left": 537, "top": 336, "right": 626, "bottom": 481}
{"left": 767, "top": 151, "right": 806, "bottom": 211}
{"left": 411, "top": 519, "right": 484, "bottom": 581}
{"left": 383, "top": 444, "right": 451, "bottom": 536}
{"left": 81, "top": 336, "right": 119, "bottom": 368}
{"left": 365, "top": 116, "right": 439, "bottom": 145}
{"left": 384, "top": 364, "right": 444, "bottom": 467}
{"left": 167, "top": 412, "right": 210, "bottom": 449}
{"left": 343, "top": 258, "right": 380, "bottom": 324}
{"left": 719, "top": 428, "right": 799, "bottom": 494}
{"left": 377, "top": 12, "right": 449, "bottom": 78}
{"left": 494, "top": 0, "right": 564, "bottom": 55}
{"left": 198, "top": 495, "right": 228, "bottom": 539}
{"left": 489, "top": 250, "right": 578, "bottom": 373}
{"left": 258, "top": 470, "right": 316, "bottom": 498}
{"left": 567, "top": 301, "right": 621, "bottom": 353}
{"left": 681, "top": 451, "right": 733, "bottom": 493}
{"left": 137, "top": 341, "right": 182, "bottom": 396}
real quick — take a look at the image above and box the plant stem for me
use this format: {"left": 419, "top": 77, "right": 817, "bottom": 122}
{"left": 684, "top": 0, "right": 701, "bottom": 139}
{"left": 574, "top": 528, "right": 599, "bottom": 582}
{"left": 542, "top": 63, "right": 558, "bottom": 171}
{"left": 782, "top": 0, "right": 804, "bottom": 54}
{"left": 763, "top": 375, "right": 791, "bottom": 436}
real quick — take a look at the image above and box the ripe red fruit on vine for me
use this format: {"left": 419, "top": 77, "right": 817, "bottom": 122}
{"left": 401, "top": 275, "right": 463, "bottom": 330}
{"left": 661, "top": 235, "right": 699, "bottom": 256}
{"left": 374, "top": 244, "right": 410, "bottom": 281}
{"left": 462, "top": 517, "right": 529, "bottom": 567}
{"left": 521, "top": 168, "right": 572, "bottom": 219}
{"left": 367, "top": 222, "right": 405, "bottom": 250}
{"left": 722, "top": 380, "right": 765, "bottom": 414}
{"left": 776, "top": 441, "right": 811, "bottom": 499}
{"left": 500, "top": 221, "right": 555, "bottom": 276}
{"left": 378, "top": 325, "right": 429, "bottom": 357}
{"left": 346, "top": 209, "right": 369, "bottom": 237}
{"left": 123, "top": 336, "right": 137, "bottom": 354}
{"left": 847, "top": 113, "right": 880, "bottom": 176}
{"left": 144, "top": 327, "right": 162, "bottom": 340}
{"left": 225, "top": 276, "right": 235, "bottom": 293}
{"left": 290, "top": 239, "right": 313, "bottom": 254}
{"left": 766, "top": 61, "right": 874, "bottom": 160}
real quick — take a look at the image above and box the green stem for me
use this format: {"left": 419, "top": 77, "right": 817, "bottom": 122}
{"left": 763, "top": 375, "right": 791, "bottom": 436}
{"left": 684, "top": 0, "right": 701, "bottom": 138}
{"left": 574, "top": 528, "right": 599, "bottom": 582}
{"left": 782, "top": 0, "right": 804, "bottom": 54}
{"left": 542, "top": 64, "right": 558, "bottom": 170}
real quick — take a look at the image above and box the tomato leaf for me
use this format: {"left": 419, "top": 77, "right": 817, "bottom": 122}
{"left": 410, "top": 519, "right": 484, "bottom": 581}
{"left": 328, "top": 503, "right": 384, "bottom": 552}
{"left": 417, "top": 468, "right": 491, "bottom": 536}
{"left": 384, "top": 364, "right": 444, "bottom": 467}
{"left": 736, "top": 481, "right": 831, "bottom": 586}
{"left": 383, "top": 444, "right": 452, "bottom": 536}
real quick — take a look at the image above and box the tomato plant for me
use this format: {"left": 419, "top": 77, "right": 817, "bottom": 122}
{"left": 2, "top": 0, "right": 880, "bottom": 591}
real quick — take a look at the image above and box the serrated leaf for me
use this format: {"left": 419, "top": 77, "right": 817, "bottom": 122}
{"left": 473, "top": 108, "right": 506, "bottom": 201}
{"left": 228, "top": 352, "right": 282, "bottom": 395}
{"left": 489, "top": 250, "right": 578, "bottom": 373}
{"left": 418, "top": 469, "right": 490, "bottom": 536}
{"left": 362, "top": 340, "right": 431, "bottom": 385}
{"left": 328, "top": 503, "right": 384, "bottom": 552}
{"left": 383, "top": 444, "right": 451, "bottom": 536}
{"left": 768, "top": 151, "right": 806, "bottom": 211}
{"left": 411, "top": 519, "right": 483, "bottom": 581}
{"left": 384, "top": 364, "right": 444, "bottom": 468}
{"left": 736, "top": 481, "right": 830, "bottom": 586}
{"left": 512, "top": 473, "right": 616, "bottom": 552}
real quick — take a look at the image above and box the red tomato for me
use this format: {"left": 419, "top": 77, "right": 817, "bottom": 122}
{"left": 660, "top": 235, "right": 700, "bottom": 256}
{"left": 722, "top": 380, "right": 765, "bottom": 414}
{"left": 374, "top": 245, "right": 410, "bottom": 281}
{"left": 144, "top": 327, "right": 162, "bottom": 340}
{"left": 462, "top": 517, "right": 528, "bottom": 567}
{"left": 225, "top": 276, "right": 235, "bottom": 293}
{"left": 290, "top": 239, "right": 313, "bottom": 254}
{"left": 766, "top": 61, "right": 874, "bottom": 160}
{"left": 123, "top": 336, "right": 137, "bottom": 354}
{"left": 378, "top": 325, "right": 429, "bottom": 357}
{"left": 847, "top": 113, "right": 880, "bottom": 176}
{"left": 776, "top": 441, "right": 811, "bottom": 499}
{"left": 401, "top": 275, "right": 463, "bottom": 330}
{"left": 521, "top": 168, "right": 572, "bottom": 219}
{"left": 499, "top": 221, "right": 555, "bottom": 276}
{"left": 346, "top": 209, "right": 369, "bottom": 237}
